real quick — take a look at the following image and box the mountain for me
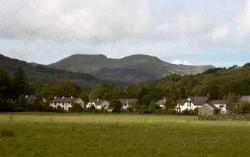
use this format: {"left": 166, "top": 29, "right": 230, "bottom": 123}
{"left": 49, "top": 54, "right": 214, "bottom": 83}
{"left": 0, "top": 54, "right": 107, "bottom": 86}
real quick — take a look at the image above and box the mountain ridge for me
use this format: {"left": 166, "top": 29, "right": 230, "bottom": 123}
{"left": 49, "top": 54, "right": 214, "bottom": 83}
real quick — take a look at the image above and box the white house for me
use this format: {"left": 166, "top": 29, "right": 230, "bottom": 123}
{"left": 50, "top": 97, "right": 73, "bottom": 111}
{"left": 86, "top": 99, "right": 110, "bottom": 110}
{"left": 208, "top": 100, "right": 227, "bottom": 114}
{"left": 119, "top": 99, "right": 138, "bottom": 111}
{"left": 176, "top": 96, "right": 208, "bottom": 112}
{"left": 50, "top": 97, "right": 85, "bottom": 111}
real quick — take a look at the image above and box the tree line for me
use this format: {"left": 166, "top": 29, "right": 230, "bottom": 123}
{"left": 1, "top": 64, "right": 250, "bottom": 113}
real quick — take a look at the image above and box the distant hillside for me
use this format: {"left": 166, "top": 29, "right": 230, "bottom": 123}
{"left": 49, "top": 54, "right": 214, "bottom": 83}
{"left": 140, "top": 65, "right": 250, "bottom": 100}
{"left": 0, "top": 54, "right": 107, "bottom": 86}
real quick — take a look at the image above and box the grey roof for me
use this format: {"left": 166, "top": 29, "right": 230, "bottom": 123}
{"left": 209, "top": 100, "right": 226, "bottom": 105}
{"left": 119, "top": 99, "right": 138, "bottom": 105}
{"left": 91, "top": 99, "right": 109, "bottom": 105}
{"left": 51, "top": 97, "right": 74, "bottom": 103}
{"left": 177, "top": 99, "right": 186, "bottom": 105}
{"left": 240, "top": 96, "right": 250, "bottom": 103}
{"left": 191, "top": 96, "right": 208, "bottom": 106}
{"left": 178, "top": 96, "right": 208, "bottom": 106}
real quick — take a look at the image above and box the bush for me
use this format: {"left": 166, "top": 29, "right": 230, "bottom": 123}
{"left": 181, "top": 109, "right": 198, "bottom": 115}
{"left": 234, "top": 102, "right": 250, "bottom": 114}
{"left": 147, "top": 101, "right": 156, "bottom": 113}
{"left": 69, "top": 104, "right": 84, "bottom": 112}
{"left": 110, "top": 99, "right": 122, "bottom": 112}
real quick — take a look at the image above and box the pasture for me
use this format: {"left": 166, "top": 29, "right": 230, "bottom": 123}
{"left": 0, "top": 113, "right": 250, "bottom": 157}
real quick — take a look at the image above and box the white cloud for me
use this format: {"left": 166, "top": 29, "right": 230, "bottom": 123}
{"left": 209, "top": 0, "right": 250, "bottom": 45}
{"left": 0, "top": 0, "right": 249, "bottom": 66}
{"left": 0, "top": 0, "right": 215, "bottom": 43}
{"left": 211, "top": 25, "right": 230, "bottom": 40}
{"left": 233, "top": 0, "right": 250, "bottom": 43}
{"left": 172, "top": 59, "right": 191, "bottom": 65}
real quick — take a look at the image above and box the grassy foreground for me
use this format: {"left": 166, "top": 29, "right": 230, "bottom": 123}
{"left": 0, "top": 113, "right": 250, "bottom": 157}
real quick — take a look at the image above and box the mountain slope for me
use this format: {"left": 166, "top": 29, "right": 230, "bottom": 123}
{"left": 49, "top": 54, "right": 214, "bottom": 83}
{"left": 0, "top": 54, "right": 107, "bottom": 86}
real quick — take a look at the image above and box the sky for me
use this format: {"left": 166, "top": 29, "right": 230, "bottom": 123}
{"left": 0, "top": 0, "right": 250, "bottom": 67}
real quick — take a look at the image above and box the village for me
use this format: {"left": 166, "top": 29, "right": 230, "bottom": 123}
{"left": 46, "top": 95, "right": 250, "bottom": 117}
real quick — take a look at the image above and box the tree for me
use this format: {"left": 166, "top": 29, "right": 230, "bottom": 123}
{"left": 0, "top": 67, "right": 12, "bottom": 98}
{"left": 110, "top": 99, "right": 122, "bottom": 112}
{"left": 147, "top": 101, "right": 156, "bottom": 113}
{"left": 17, "top": 95, "right": 28, "bottom": 112}
{"left": 51, "top": 80, "right": 81, "bottom": 97}
{"left": 70, "top": 104, "right": 84, "bottom": 112}
{"left": 165, "top": 97, "right": 177, "bottom": 110}
{"left": 223, "top": 93, "right": 240, "bottom": 111}
{"left": 12, "top": 67, "right": 29, "bottom": 98}
{"left": 79, "top": 91, "right": 89, "bottom": 103}
{"left": 0, "top": 98, "right": 15, "bottom": 112}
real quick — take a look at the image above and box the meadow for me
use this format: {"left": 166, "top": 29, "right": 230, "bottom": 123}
{"left": 0, "top": 113, "right": 250, "bottom": 157}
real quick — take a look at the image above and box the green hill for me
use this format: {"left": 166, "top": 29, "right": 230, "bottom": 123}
{"left": 0, "top": 54, "right": 107, "bottom": 86}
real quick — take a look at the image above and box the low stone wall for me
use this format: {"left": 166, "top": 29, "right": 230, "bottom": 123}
{"left": 198, "top": 114, "right": 250, "bottom": 121}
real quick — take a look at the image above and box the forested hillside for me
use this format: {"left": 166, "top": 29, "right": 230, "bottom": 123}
{"left": 143, "top": 65, "right": 250, "bottom": 100}
{"left": 0, "top": 54, "right": 107, "bottom": 86}
{"left": 1, "top": 62, "right": 250, "bottom": 112}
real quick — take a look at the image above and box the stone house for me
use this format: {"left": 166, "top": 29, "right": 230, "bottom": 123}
{"left": 198, "top": 103, "right": 221, "bottom": 116}
{"left": 86, "top": 99, "right": 110, "bottom": 110}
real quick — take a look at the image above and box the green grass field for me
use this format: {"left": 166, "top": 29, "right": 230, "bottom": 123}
{"left": 0, "top": 113, "right": 250, "bottom": 157}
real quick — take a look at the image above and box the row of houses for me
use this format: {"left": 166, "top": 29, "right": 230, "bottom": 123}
{"left": 50, "top": 96, "right": 85, "bottom": 111}
{"left": 48, "top": 95, "right": 250, "bottom": 115}
{"left": 49, "top": 97, "right": 138, "bottom": 112}
{"left": 176, "top": 96, "right": 250, "bottom": 116}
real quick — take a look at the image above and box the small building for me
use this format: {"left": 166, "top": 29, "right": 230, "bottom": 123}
{"left": 239, "top": 96, "right": 250, "bottom": 103}
{"left": 74, "top": 98, "right": 85, "bottom": 109}
{"left": 175, "top": 96, "right": 208, "bottom": 113}
{"left": 119, "top": 99, "right": 138, "bottom": 111}
{"left": 86, "top": 99, "right": 110, "bottom": 110}
{"left": 198, "top": 103, "right": 221, "bottom": 116}
{"left": 156, "top": 97, "right": 166, "bottom": 109}
{"left": 25, "top": 95, "right": 37, "bottom": 104}
{"left": 26, "top": 95, "right": 47, "bottom": 104}
{"left": 50, "top": 97, "right": 85, "bottom": 111}
{"left": 209, "top": 100, "right": 227, "bottom": 114}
